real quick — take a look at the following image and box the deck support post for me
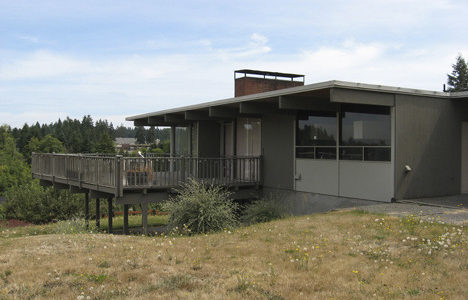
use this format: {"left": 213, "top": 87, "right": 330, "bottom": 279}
{"left": 141, "top": 202, "right": 148, "bottom": 235}
{"left": 123, "top": 204, "right": 129, "bottom": 235}
{"left": 85, "top": 191, "right": 89, "bottom": 229}
{"left": 95, "top": 198, "right": 100, "bottom": 229}
{"left": 107, "top": 197, "right": 113, "bottom": 234}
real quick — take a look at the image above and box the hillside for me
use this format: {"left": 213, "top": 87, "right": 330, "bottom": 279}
{"left": 0, "top": 210, "right": 467, "bottom": 299}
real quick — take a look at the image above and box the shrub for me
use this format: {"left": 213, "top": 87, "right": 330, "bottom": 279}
{"left": 241, "top": 195, "right": 286, "bottom": 225}
{"left": 51, "top": 218, "right": 94, "bottom": 234}
{"left": 0, "top": 204, "right": 5, "bottom": 221}
{"left": 163, "top": 179, "right": 238, "bottom": 234}
{"left": 4, "top": 181, "right": 83, "bottom": 224}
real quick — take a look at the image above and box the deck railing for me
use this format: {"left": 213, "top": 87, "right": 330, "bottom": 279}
{"left": 31, "top": 153, "right": 262, "bottom": 197}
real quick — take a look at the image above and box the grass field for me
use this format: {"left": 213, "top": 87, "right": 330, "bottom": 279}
{"left": 99, "top": 215, "right": 169, "bottom": 232}
{"left": 0, "top": 210, "right": 466, "bottom": 299}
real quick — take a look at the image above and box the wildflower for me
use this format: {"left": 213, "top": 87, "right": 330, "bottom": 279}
{"left": 352, "top": 270, "right": 359, "bottom": 274}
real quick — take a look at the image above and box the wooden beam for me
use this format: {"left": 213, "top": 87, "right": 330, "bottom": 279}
{"left": 141, "top": 202, "right": 148, "bottom": 235}
{"left": 148, "top": 116, "right": 165, "bottom": 126}
{"left": 239, "top": 102, "right": 286, "bottom": 114}
{"left": 115, "top": 191, "right": 169, "bottom": 205}
{"left": 185, "top": 110, "right": 211, "bottom": 121}
{"left": 148, "top": 115, "right": 190, "bottom": 126}
{"left": 134, "top": 119, "right": 148, "bottom": 126}
{"left": 123, "top": 204, "right": 129, "bottom": 235}
{"left": 107, "top": 197, "right": 113, "bottom": 234}
{"left": 89, "top": 190, "right": 113, "bottom": 199}
{"left": 164, "top": 114, "right": 185, "bottom": 123}
{"left": 52, "top": 182, "right": 69, "bottom": 190}
{"left": 96, "top": 198, "right": 100, "bottom": 229}
{"left": 208, "top": 107, "right": 238, "bottom": 118}
{"left": 330, "top": 88, "right": 395, "bottom": 106}
{"left": 69, "top": 186, "right": 87, "bottom": 194}
{"left": 85, "top": 192, "right": 89, "bottom": 229}
{"left": 279, "top": 95, "right": 337, "bottom": 111}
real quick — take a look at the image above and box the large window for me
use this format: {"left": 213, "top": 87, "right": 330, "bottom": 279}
{"left": 296, "top": 112, "right": 337, "bottom": 159}
{"left": 295, "top": 105, "right": 391, "bottom": 162}
{"left": 340, "top": 105, "right": 391, "bottom": 161}
{"left": 175, "top": 127, "right": 190, "bottom": 156}
{"left": 237, "top": 118, "right": 261, "bottom": 156}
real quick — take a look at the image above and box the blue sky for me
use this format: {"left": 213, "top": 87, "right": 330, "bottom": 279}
{"left": 1, "top": 0, "right": 467, "bottom": 128}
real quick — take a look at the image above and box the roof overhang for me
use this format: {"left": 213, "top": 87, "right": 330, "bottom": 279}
{"left": 126, "top": 80, "right": 460, "bottom": 126}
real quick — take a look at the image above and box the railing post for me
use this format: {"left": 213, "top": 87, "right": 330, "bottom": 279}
{"left": 96, "top": 157, "right": 100, "bottom": 190}
{"left": 180, "top": 157, "right": 186, "bottom": 183}
{"left": 115, "top": 155, "right": 122, "bottom": 197}
{"left": 51, "top": 153, "right": 55, "bottom": 184}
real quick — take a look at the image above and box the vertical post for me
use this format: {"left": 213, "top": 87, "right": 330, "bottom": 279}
{"left": 181, "top": 157, "right": 186, "bottom": 182}
{"left": 115, "top": 155, "right": 122, "bottom": 197}
{"left": 170, "top": 125, "right": 175, "bottom": 173}
{"left": 95, "top": 198, "right": 100, "bottom": 229}
{"left": 85, "top": 191, "right": 89, "bottom": 229}
{"left": 188, "top": 124, "right": 193, "bottom": 156}
{"left": 170, "top": 125, "right": 176, "bottom": 157}
{"left": 141, "top": 202, "right": 148, "bottom": 235}
{"left": 123, "top": 204, "right": 129, "bottom": 235}
{"left": 107, "top": 197, "right": 113, "bottom": 234}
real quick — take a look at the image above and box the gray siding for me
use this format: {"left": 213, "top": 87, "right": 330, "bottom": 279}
{"left": 261, "top": 114, "right": 295, "bottom": 189}
{"left": 395, "top": 95, "right": 461, "bottom": 199}
{"left": 197, "top": 121, "right": 220, "bottom": 157}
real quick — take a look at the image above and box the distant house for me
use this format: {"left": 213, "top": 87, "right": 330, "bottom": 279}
{"left": 114, "top": 137, "right": 137, "bottom": 151}
{"left": 114, "top": 137, "right": 153, "bottom": 152}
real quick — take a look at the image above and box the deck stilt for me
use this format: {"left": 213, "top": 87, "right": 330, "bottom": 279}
{"left": 141, "top": 202, "right": 148, "bottom": 235}
{"left": 96, "top": 198, "right": 100, "bottom": 229}
{"left": 85, "top": 192, "right": 89, "bottom": 229}
{"left": 123, "top": 204, "right": 129, "bottom": 235}
{"left": 107, "top": 197, "right": 113, "bottom": 234}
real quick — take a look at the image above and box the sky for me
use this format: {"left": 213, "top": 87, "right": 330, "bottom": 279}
{"left": 1, "top": 0, "right": 467, "bottom": 128}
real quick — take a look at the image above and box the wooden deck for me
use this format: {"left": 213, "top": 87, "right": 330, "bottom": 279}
{"left": 31, "top": 153, "right": 262, "bottom": 197}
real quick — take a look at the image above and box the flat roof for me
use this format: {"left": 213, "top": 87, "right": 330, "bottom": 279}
{"left": 235, "top": 69, "right": 305, "bottom": 79}
{"left": 127, "top": 80, "right": 466, "bottom": 121}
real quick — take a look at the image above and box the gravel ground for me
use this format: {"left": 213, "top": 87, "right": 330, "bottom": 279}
{"left": 352, "top": 201, "right": 468, "bottom": 225}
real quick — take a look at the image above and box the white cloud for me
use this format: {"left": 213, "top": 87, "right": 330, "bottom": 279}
{"left": 17, "top": 35, "right": 40, "bottom": 43}
{"left": 1, "top": 36, "right": 468, "bottom": 128}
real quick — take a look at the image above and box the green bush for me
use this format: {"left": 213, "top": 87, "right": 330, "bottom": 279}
{"left": 163, "top": 179, "right": 238, "bottom": 234}
{"left": 241, "top": 195, "right": 286, "bottom": 225}
{"left": 4, "top": 181, "right": 83, "bottom": 224}
{"left": 0, "top": 204, "right": 5, "bottom": 221}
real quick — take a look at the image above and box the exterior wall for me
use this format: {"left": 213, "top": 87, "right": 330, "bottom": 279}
{"left": 395, "top": 95, "right": 461, "bottom": 199}
{"left": 339, "top": 161, "right": 393, "bottom": 201}
{"left": 462, "top": 122, "right": 468, "bottom": 193}
{"left": 295, "top": 159, "right": 338, "bottom": 195}
{"left": 235, "top": 77, "right": 303, "bottom": 97}
{"left": 261, "top": 113, "right": 295, "bottom": 189}
{"left": 197, "top": 120, "right": 220, "bottom": 157}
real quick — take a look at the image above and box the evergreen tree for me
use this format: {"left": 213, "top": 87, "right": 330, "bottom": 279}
{"left": 135, "top": 126, "right": 146, "bottom": 144}
{"left": 147, "top": 126, "right": 156, "bottom": 144}
{"left": 0, "top": 126, "right": 31, "bottom": 195}
{"left": 95, "top": 132, "right": 115, "bottom": 154}
{"left": 447, "top": 55, "right": 468, "bottom": 92}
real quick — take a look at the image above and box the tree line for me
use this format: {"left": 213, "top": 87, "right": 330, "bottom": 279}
{"left": 7, "top": 115, "right": 170, "bottom": 162}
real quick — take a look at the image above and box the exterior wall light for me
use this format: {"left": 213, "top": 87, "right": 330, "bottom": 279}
{"left": 404, "top": 165, "right": 412, "bottom": 173}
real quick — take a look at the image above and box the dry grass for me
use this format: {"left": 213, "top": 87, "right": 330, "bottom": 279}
{"left": 0, "top": 210, "right": 466, "bottom": 299}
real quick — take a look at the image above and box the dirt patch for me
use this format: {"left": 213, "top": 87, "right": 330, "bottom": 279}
{"left": 0, "top": 219, "right": 33, "bottom": 228}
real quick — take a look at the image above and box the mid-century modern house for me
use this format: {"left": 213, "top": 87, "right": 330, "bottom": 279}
{"left": 32, "top": 69, "right": 468, "bottom": 233}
